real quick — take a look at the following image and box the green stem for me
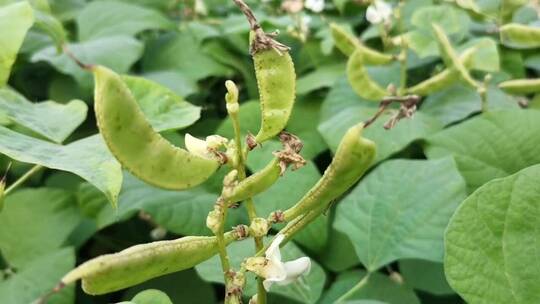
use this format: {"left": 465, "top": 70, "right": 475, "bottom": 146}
{"left": 397, "top": 0, "right": 408, "bottom": 95}
{"left": 216, "top": 205, "right": 231, "bottom": 274}
{"left": 230, "top": 112, "right": 266, "bottom": 304}
{"left": 4, "top": 165, "right": 43, "bottom": 195}
{"left": 335, "top": 272, "right": 371, "bottom": 303}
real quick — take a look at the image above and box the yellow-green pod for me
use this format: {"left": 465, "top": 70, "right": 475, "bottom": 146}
{"left": 347, "top": 49, "right": 388, "bottom": 101}
{"left": 407, "top": 47, "right": 477, "bottom": 96}
{"left": 498, "top": 78, "right": 540, "bottom": 94}
{"left": 500, "top": 23, "right": 540, "bottom": 49}
{"left": 0, "top": 179, "right": 4, "bottom": 212}
{"left": 283, "top": 123, "right": 376, "bottom": 221}
{"left": 432, "top": 24, "right": 478, "bottom": 89}
{"left": 93, "top": 65, "right": 220, "bottom": 190}
{"left": 330, "top": 23, "right": 394, "bottom": 64}
{"left": 253, "top": 47, "right": 296, "bottom": 143}
{"left": 62, "top": 233, "right": 238, "bottom": 295}
{"left": 223, "top": 158, "right": 281, "bottom": 204}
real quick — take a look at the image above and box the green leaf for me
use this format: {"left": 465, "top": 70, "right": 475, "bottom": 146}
{"left": 195, "top": 237, "right": 327, "bottom": 303}
{"left": 317, "top": 227, "right": 360, "bottom": 272}
{"left": 129, "top": 289, "right": 173, "bottom": 304}
{"left": 76, "top": 0, "right": 173, "bottom": 41}
{"left": 32, "top": 5, "right": 66, "bottom": 49}
{"left": 93, "top": 173, "right": 246, "bottom": 236}
{"left": 31, "top": 35, "right": 143, "bottom": 88}
{"left": 0, "top": 1, "right": 34, "bottom": 86}
{"left": 123, "top": 270, "right": 217, "bottom": 304}
{"left": 319, "top": 270, "right": 420, "bottom": 304}
{"left": 421, "top": 84, "right": 519, "bottom": 126}
{"left": 0, "top": 248, "right": 75, "bottom": 304}
{"left": 425, "top": 110, "right": 540, "bottom": 192}
{"left": 458, "top": 38, "right": 500, "bottom": 72}
{"left": 319, "top": 77, "right": 442, "bottom": 162}
{"left": 399, "top": 259, "right": 454, "bottom": 295}
{"left": 0, "top": 188, "right": 80, "bottom": 268}
{"left": 334, "top": 158, "right": 467, "bottom": 271}
{"left": 408, "top": 4, "right": 470, "bottom": 57}
{"left": 122, "top": 75, "right": 201, "bottom": 132}
{"left": 142, "top": 32, "right": 231, "bottom": 82}
{"left": 296, "top": 63, "right": 346, "bottom": 95}
{"left": 0, "top": 88, "right": 87, "bottom": 143}
{"left": 445, "top": 164, "right": 540, "bottom": 304}
{"left": 142, "top": 70, "right": 198, "bottom": 97}
{"left": 0, "top": 129, "right": 122, "bottom": 205}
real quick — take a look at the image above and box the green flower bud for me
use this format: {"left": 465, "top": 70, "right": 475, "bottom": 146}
{"left": 249, "top": 217, "right": 269, "bottom": 238}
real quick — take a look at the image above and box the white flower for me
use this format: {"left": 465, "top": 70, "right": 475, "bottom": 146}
{"left": 246, "top": 234, "right": 311, "bottom": 291}
{"left": 305, "top": 0, "right": 324, "bottom": 13}
{"left": 366, "top": 0, "right": 392, "bottom": 24}
{"left": 185, "top": 134, "right": 228, "bottom": 159}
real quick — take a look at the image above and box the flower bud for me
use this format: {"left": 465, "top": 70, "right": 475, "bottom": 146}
{"left": 206, "top": 209, "right": 221, "bottom": 234}
{"left": 206, "top": 135, "right": 228, "bottom": 150}
{"left": 249, "top": 218, "right": 269, "bottom": 238}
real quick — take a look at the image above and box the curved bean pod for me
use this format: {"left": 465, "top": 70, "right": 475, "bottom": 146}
{"left": 499, "top": 23, "right": 540, "bottom": 49}
{"left": 223, "top": 158, "right": 281, "bottom": 204}
{"left": 347, "top": 49, "right": 389, "bottom": 100}
{"left": 498, "top": 78, "right": 540, "bottom": 94}
{"left": 432, "top": 24, "right": 478, "bottom": 89}
{"left": 93, "top": 65, "right": 220, "bottom": 190}
{"left": 283, "top": 123, "right": 376, "bottom": 221}
{"left": 62, "top": 232, "right": 239, "bottom": 295}
{"left": 330, "top": 23, "right": 394, "bottom": 64}
{"left": 253, "top": 47, "right": 296, "bottom": 143}
{"left": 407, "top": 47, "right": 477, "bottom": 96}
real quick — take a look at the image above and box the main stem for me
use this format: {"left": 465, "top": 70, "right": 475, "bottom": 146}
{"left": 230, "top": 114, "right": 267, "bottom": 303}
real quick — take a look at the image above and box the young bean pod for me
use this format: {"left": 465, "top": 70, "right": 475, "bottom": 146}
{"left": 62, "top": 232, "right": 240, "bottom": 295}
{"left": 330, "top": 23, "right": 394, "bottom": 64}
{"left": 407, "top": 47, "right": 477, "bottom": 96}
{"left": 432, "top": 24, "right": 478, "bottom": 89}
{"left": 499, "top": 23, "right": 540, "bottom": 49}
{"left": 93, "top": 65, "right": 220, "bottom": 190}
{"left": 347, "top": 49, "right": 389, "bottom": 101}
{"left": 223, "top": 158, "right": 281, "bottom": 205}
{"left": 498, "top": 78, "right": 540, "bottom": 94}
{"left": 253, "top": 46, "right": 296, "bottom": 143}
{"left": 283, "top": 123, "right": 376, "bottom": 221}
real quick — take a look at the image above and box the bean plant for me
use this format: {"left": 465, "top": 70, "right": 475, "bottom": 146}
{"left": 0, "top": 0, "right": 539, "bottom": 304}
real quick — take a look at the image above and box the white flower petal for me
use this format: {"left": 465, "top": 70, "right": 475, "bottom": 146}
{"left": 305, "top": 0, "right": 324, "bottom": 13}
{"left": 277, "top": 257, "right": 311, "bottom": 286}
{"left": 185, "top": 133, "right": 209, "bottom": 157}
{"left": 366, "top": 5, "right": 382, "bottom": 24}
{"left": 265, "top": 234, "right": 285, "bottom": 263}
{"left": 366, "top": 0, "right": 392, "bottom": 24}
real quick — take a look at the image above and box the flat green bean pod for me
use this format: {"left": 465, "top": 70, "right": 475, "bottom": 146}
{"left": 93, "top": 65, "right": 220, "bottom": 190}
{"left": 407, "top": 47, "right": 477, "bottom": 96}
{"left": 283, "top": 123, "right": 376, "bottom": 221}
{"left": 499, "top": 23, "right": 540, "bottom": 49}
{"left": 253, "top": 46, "right": 296, "bottom": 143}
{"left": 223, "top": 158, "right": 281, "bottom": 204}
{"left": 347, "top": 49, "right": 389, "bottom": 101}
{"left": 62, "top": 232, "right": 239, "bottom": 295}
{"left": 498, "top": 78, "right": 540, "bottom": 94}
{"left": 432, "top": 24, "right": 478, "bottom": 89}
{"left": 330, "top": 23, "right": 394, "bottom": 64}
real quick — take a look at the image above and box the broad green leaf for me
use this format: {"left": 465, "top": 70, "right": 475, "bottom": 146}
{"left": 0, "top": 1, "right": 34, "bottom": 86}
{"left": 425, "top": 110, "right": 540, "bottom": 191}
{"left": 196, "top": 237, "right": 326, "bottom": 304}
{"left": 445, "top": 164, "right": 540, "bottom": 304}
{"left": 297, "top": 63, "right": 346, "bottom": 95}
{"left": 92, "top": 173, "right": 246, "bottom": 236}
{"left": 399, "top": 259, "right": 454, "bottom": 295}
{"left": 122, "top": 75, "right": 201, "bottom": 132}
{"left": 123, "top": 270, "right": 216, "bottom": 304}
{"left": 0, "top": 88, "right": 87, "bottom": 143}
{"left": 408, "top": 5, "right": 470, "bottom": 57}
{"left": 317, "top": 227, "right": 360, "bottom": 272}
{"left": 0, "top": 188, "right": 80, "bottom": 267}
{"left": 334, "top": 158, "right": 467, "bottom": 271}
{"left": 31, "top": 35, "right": 143, "bottom": 88}
{"left": 319, "top": 77, "right": 441, "bottom": 163}
{"left": 142, "top": 70, "right": 198, "bottom": 97}
{"left": 459, "top": 38, "right": 500, "bottom": 72}
{"left": 421, "top": 84, "right": 518, "bottom": 126}
{"left": 76, "top": 0, "right": 173, "bottom": 41}
{"left": 0, "top": 248, "right": 75, "bottom": 304}
{"left": 142, "top": 32, "right": 231, "bottom": 82}
{"left": 129, "top": 289, "right": 173, "bottom": 304}
{"left": 0, "top": 129, "right": 122, "bottom": 205}
{"left": 32, "top": 4, "right": 66, "bottom": 49}
{"left": 319, "top": 270, "right": 420, "bottom": 304}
